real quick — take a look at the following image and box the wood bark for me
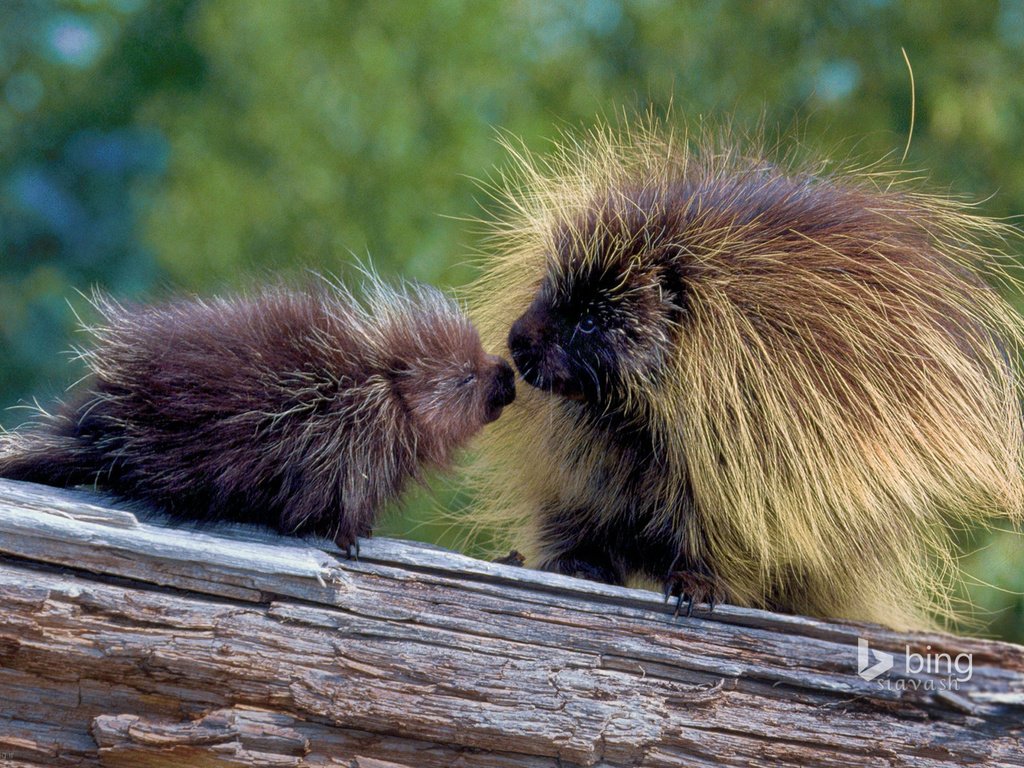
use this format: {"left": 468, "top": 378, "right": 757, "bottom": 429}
{"left": 0, "top": 478, "right": 1021, "bottom": 767}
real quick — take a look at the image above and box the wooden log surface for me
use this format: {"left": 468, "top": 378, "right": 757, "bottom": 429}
{"left": 0, "top": 477, "right": 1021, "bottom": 767}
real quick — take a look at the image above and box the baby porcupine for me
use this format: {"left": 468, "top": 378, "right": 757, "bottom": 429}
{"left": 0, "top": 278, "right": 515, "bottom": 551}
{"left": 469, "top": 122, "right": 1024, "bottom": 630}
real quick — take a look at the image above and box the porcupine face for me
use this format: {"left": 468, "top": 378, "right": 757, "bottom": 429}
{"left": 507, "top": 191, "right": 685, "bottom": 405}
{"left": 389, "top": 304, "right": 515, "bottom": 465}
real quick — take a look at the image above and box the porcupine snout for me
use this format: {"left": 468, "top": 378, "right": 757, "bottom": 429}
{"left": 508, "top": 307, "right": 572, "bottom": 394}
{"left": 508, "top": 312, "right": 543, "bottom": 387}
{"left": 484, "top": 355, "right": 516, "bottom": 422}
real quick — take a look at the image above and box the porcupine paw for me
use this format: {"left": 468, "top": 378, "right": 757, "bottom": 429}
{"left": 493, "top": 550, "right": 526, "bottom": 567}
{"left": 334, "top": 527, "right": 371, "bottom": 560}
{"left": 663, "top": 570, "right": 727, "bottom": 618}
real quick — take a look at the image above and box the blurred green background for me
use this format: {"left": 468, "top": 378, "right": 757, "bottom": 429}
{"left": 1, "top": 0, "right": 1022, "bottom": 639}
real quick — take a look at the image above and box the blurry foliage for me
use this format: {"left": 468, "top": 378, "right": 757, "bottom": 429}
{"left": 1, "top": 0, "right": 1022, "bottom": 639}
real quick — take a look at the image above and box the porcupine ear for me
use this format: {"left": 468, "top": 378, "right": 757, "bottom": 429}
{"left": 385, "top": 357, "right": 412, "bottom": 377}
{"left": 656, "top": 253, "right": 689, "bottom": 322}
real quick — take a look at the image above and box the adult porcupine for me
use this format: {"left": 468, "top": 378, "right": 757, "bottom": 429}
{"left": 0, "top": 278, "right": 515, "bottom": 552}
{"left": 469, "top": 122, "right": 1024, "bottom": 630}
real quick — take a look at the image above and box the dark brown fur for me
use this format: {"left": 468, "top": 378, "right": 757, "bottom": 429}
{"left": 0, "top": 280, "right": 515, "bottom": 551}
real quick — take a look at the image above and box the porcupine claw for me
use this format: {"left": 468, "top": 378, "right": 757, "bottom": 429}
{"left": 663, "top": 570, "right": 726, "bottom": 618}
{"left": 335, "top": 522, "right": 374, "bottom": 560}
{"left": 334, "top": 532, "right": 360, "bottom": 560}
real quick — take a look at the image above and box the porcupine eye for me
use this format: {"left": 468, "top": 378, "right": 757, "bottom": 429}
{"left": 577, "top": 315, "right": 597, "bottom": 334}
{"left": 562, "top": 304, "right": 620, "bottom": 400}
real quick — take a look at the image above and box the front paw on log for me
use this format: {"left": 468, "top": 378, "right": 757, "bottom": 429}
{"left": 662, "top": 570, "right": 727, "bottom": 618}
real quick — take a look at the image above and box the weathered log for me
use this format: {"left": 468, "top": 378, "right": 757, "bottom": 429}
{"left": 0, "top": 477, "right": 1020, "bottom": 767}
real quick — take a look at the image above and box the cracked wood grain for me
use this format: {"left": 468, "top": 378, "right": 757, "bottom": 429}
{"left": 0, "top": 478, "right": 1021, "bottom": 767}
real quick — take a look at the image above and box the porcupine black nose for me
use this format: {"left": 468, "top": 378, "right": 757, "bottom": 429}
{"left": 484, "top": 355, "right": 516, "bottom": 422}
{"left": 508, "top": 314, "right": 541, "bottom": 386}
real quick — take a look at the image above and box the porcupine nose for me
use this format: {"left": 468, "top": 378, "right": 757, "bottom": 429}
{"left": 508, "top": 315, "right": 538, "bottom": 382}
{"left": 484, "top": 355, "right": 516, "bottom": 422}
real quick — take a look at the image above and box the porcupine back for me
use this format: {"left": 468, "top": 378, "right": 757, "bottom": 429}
{"left": 468, "top": 121, "right": 1024, "bottom": 630}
